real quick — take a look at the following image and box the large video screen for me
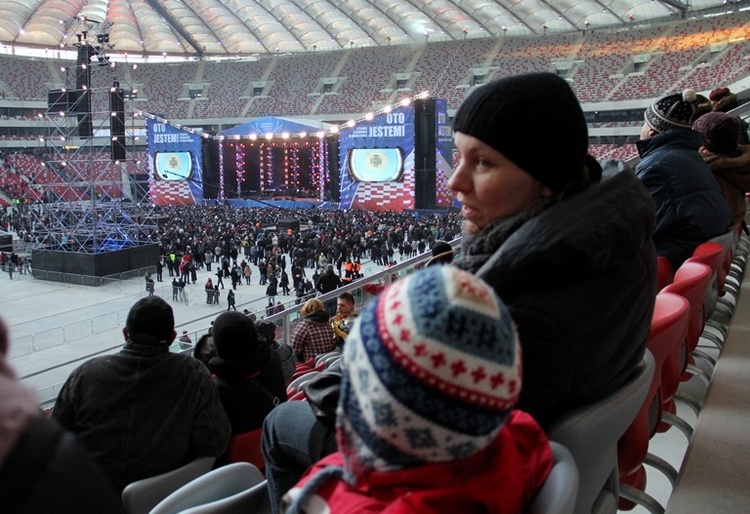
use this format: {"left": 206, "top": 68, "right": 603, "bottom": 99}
{"left": 348, "top": 147, "right": 403, "bottom": 182}
{"left": 154, "top": 151, "right": 193, "bottom": 181}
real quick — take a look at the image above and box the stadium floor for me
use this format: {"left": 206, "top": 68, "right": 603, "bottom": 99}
{"left": 4, "top": 258, "right": 387, "bottom": 395}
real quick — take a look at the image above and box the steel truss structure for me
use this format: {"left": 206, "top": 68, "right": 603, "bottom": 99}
{"left": 29, "top": 39, "right": 159, "bottom": 254}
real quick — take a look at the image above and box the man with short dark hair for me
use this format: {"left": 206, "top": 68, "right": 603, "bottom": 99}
{"left": 331, "top": 292, "right": 357, "bottom": 348}
{"left": 52, "top": 296, "right": 231, "bottom": 492}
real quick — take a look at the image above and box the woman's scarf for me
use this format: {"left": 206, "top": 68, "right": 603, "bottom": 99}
{"left": 453, "top": 204, "right": 545, "bottom": 274}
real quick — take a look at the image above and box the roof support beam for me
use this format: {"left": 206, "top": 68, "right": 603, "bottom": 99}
{"left": 540, "top": 0, "right": 578, "bottom": 32}
{"left": 658, "top": 0, "right": 689, "bottom": 13}
{"left": 145, "top": 0, "right": 204, "bottom": 56}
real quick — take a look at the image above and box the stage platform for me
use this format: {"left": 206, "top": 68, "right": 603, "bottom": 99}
{"left": 31, "top": 244, "right": 159, "bottom": 285}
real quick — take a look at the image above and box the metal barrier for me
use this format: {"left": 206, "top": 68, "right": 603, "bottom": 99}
{"left": 8, "top": 309, "right": 130, "bottom": 359}
{"left": 30, "top": 239, "right": 461, "bottom": 405}
{"left": 32, "top": 265, "right": 156, "bottom": 290}
{"left": 31, "top": 326, "right": 65, "bottom": 353}
{"left": 8, "top": 334, "right": 34, "bottom": 360}
{"left": 13, "top": 240, "right": 42, "bottom": 254}
{"left": 7, "top": 269, "right": 154, "bottom": 359}
{"left": 92, "top": 312, "right": 123, "bottom": 334}
{"left": 64, "top": 319, "right": 91, "bottom": 342}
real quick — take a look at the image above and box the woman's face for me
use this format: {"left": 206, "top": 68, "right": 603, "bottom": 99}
{"left": 449, "top": 132, "right": 551, "bottom": 234}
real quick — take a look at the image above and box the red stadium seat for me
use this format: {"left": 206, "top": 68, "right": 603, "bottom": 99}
{"left": 617, "top": 292, "right": 689, "bottom": 511}
{"left": 688, "top": 242, "right": 725, "bottom": 319}
{"left": 659, "top": 261, "right": 712, "bottom": 424}
{"left": 223, "top": 428, "right": 265, "bottom": 471}
{"left": 656, "top": 256, "right": 675, "bottom": 292}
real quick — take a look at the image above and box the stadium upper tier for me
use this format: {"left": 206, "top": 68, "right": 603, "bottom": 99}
{"left": 0, "top": 13, "right": 749, "bottom": 120}
{"left": 0, "top": 0, "right": 735, "bottom": 56}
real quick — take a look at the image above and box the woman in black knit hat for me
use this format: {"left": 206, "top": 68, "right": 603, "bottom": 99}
{"left": 450, "top": 72, "right": 657, "bottom": 428}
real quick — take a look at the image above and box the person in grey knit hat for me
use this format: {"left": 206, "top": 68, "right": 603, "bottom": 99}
{"left": 642, "top": 89, "right": 705, "bottom": 135}
{"left": 636, "top": 88, "right": 733, "bottom": 268}
{"left": 449, "top": 71, "right": 657, "bottom": 429}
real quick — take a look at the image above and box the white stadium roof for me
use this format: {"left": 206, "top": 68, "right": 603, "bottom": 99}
{"left": 0, "top": 0, "right": 738, "bottom": 58}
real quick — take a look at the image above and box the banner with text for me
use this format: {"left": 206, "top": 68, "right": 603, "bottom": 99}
{"left": 434, "top": 99, "right": 455, "bottom": 207}
{"left": 147, "top": 118, "right": 204, "bottom": 205}
{"left": 338, "top": 105, "right": 415, "bottom": 211}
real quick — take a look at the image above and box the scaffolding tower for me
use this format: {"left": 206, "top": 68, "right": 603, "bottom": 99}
{"left": 30, "top": 27, "right": 158, "bottom": 254}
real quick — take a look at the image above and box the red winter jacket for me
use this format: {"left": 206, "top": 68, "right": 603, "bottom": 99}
{"left": 285, "top": 410, "right": 552, "bottom": 514}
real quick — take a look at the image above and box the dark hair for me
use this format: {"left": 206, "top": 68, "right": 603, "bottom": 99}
{"left": 426, "top": 241, "right": 454, "bottom": 267}
{"left": 338, "top": 292, "right": 355, "bottom": 305}
{"left": 255, "top": 320, "right": 277, "bottom": 345}
{"left": 193, "top": 334, "right": 216, "bottom": 367}
{"left": 125, "top": 296, "right": 174, "bottom": 344}
{"left": 542, "top": 154, "right": 600, "bottom": 209}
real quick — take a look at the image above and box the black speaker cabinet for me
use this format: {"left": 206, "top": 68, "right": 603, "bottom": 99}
{"left": 110, "top": 88, "right": 126, "bottom": 161}
{"left": 414, "top": 98, "right": 437, "bottom": 209}
{"left": 47, "top": 89, "right": 79, "bottom": 113}
{"left": 132, "top": 173, "right": 149, "bottom": 203}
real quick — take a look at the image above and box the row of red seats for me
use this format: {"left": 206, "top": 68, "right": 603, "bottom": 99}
{"left": 183, "top": 229, "right": 749, "bottom": 512}
{"left": 617, "top": 223, "right": 748, "bottom": 511}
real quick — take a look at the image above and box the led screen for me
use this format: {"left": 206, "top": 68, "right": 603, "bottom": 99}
{"left": 154, "top": 151, "right": 193, "bottom": 181}
{"left": 348, "top": 148, "right": 403, "bottom": 182}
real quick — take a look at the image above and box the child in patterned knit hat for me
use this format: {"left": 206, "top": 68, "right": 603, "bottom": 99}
{"left": 282, "top": 265, "right": 553, "bottom": 514}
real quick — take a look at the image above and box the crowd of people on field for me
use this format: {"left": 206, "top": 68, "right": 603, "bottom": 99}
{"left": 140, "top": 206, "right": 463, "bottom": 310}
{"left": 1, "top": 73, "right": 749, "bottom": 513}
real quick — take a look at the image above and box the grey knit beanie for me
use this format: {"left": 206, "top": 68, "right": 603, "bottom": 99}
{"left": 452, "top": 72, "right": 589, "bottom": 192}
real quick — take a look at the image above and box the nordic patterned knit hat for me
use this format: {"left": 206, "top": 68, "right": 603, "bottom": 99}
{"left": 452, "top": 72, "right": 589, "bottom": 192}
{"left": 644, "top": 89, "right": 701, "bottom": 133}
{"left": 336, "top": 265, "right": 521, "bottom": 484}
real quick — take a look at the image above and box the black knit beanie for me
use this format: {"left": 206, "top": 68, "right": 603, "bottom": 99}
{"left": 452, "top": 72, "right": 589, "bottom": 192}
{"left": 212, "top": 311, "right": 261, "bottom": 359}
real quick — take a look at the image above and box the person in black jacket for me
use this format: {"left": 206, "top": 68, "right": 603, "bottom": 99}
{"left": 209, "top": 311, "right": 286, "bottom": 435}
{"left": 315, "top": 264, "right": 342, "bottom": 294}
{"left": 52, "top": 297, "right": 231, "bottom": 492}
{"left": 636, "top": 89, "right": 733, "bottom": 269}
{"left": 256, "top": 320, "right": 296, "bottom": 384}
{"left": 449, "top": 72, "right": 658, "bottom": 428}
{"left": 315, "top": 264, "right": 342, "bottom": 316}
